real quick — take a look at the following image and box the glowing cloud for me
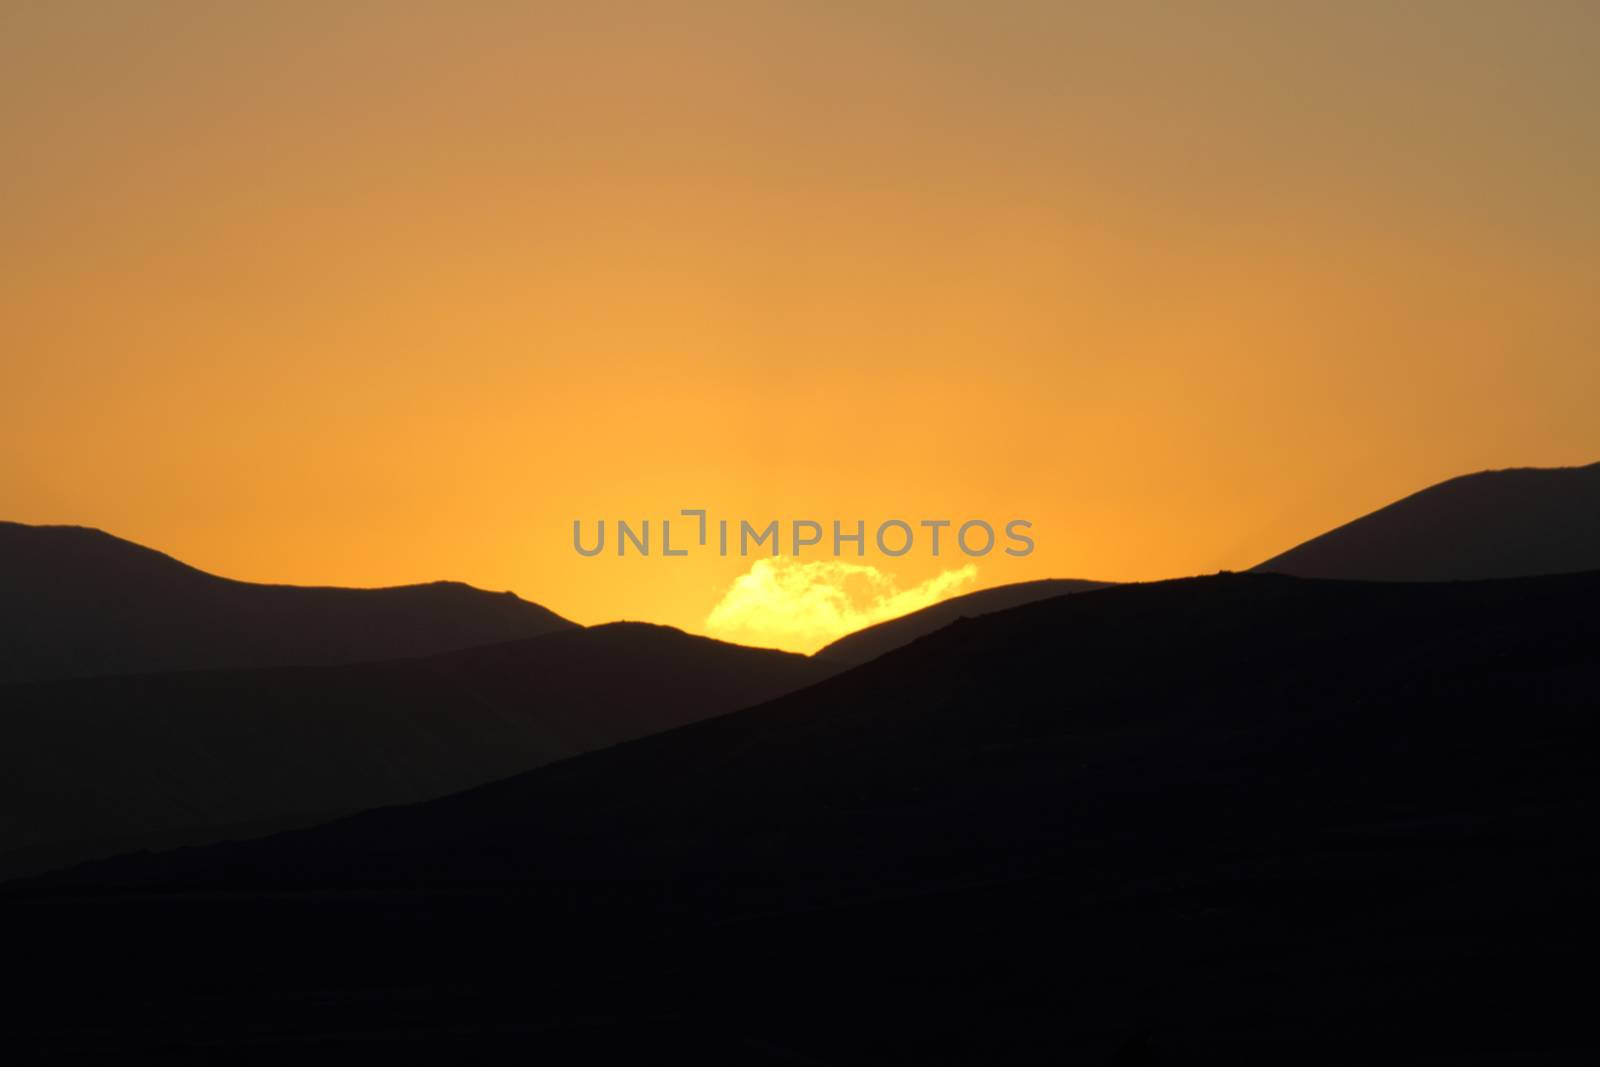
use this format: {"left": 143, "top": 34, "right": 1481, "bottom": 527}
{"left": 705, "top": 559, "right": 979, "bottom": 654}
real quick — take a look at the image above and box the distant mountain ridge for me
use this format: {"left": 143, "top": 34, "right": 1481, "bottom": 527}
{"left": 70, "top": 569, "right": 1600, "bottom": 894}
{"left": 0, "top": 521, "right": 575, "bottom": 683}
{"left": 0, "top": 621, "right": 830, "bottom": 880}
{"left": 1254, "top": 461, "right": 1600, "bottom": 580}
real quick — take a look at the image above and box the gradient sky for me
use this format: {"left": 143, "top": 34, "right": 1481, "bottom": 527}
{"left": 4, "top": 2, "right": 1598, "bottom": 651}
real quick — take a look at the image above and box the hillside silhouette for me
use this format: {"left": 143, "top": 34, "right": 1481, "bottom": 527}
{"left": 1254, "top": 461, "right": 1600, "bottom": 579}
{"left": 0, "top": 521, "right": 574, "bottom": 683}
{"left": 0, "top": 623, "right": 829, "bottom": 880}
{"left": 815, "top": 577, "right": 1109, "bottom": 664}
{"left": 15, "top": 571, "right": 1599, "bottom": 1061}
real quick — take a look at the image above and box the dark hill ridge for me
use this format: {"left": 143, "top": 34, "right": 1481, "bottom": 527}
{"left": 814, "top": 577, "right": 1109, "bottom": 664}
{"left": 0, "top": 622, "right": 831, "bottom": 880}
{"left": 0, "top": 521, "right": 575, "bottom": 683}
{"left": 72, "top": 570, "right": 1599, "bottom": 890}
{"left": 1254, "top": 460, "right": 1600, "bottom": 580}
{"left": 18, "top": 571, "right": 1600, "bottom": 1061}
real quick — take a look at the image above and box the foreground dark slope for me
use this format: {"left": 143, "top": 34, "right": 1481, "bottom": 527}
{"left": 0, "top": 521, "right": 574, "bottom": 683}
{"left": 1255, "top": 461, "right": 1600, "bottom": 580}
{"left": 0, "top": 624, "right": 827, "bottom": 880}
{"left": 814, "top": 577, "right": 1109, "bottom": 664}
{"left": 14, "top": 573, "right": 1600, "bottom": 1062}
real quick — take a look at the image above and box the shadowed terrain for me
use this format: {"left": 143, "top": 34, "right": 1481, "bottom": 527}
{"left": 0, "top": 521, "right": 575, "bottom": 684}
{"left": 0, "top": 623, "right": 830, "bottom": 880}
{"left": 1255, "top": 461, "right": 1600, "bottom": 580}
{"left": 12, "top": 571, "right": 1599, "bottom": 1062}
{"left": 814, "top": 577, "right": 1110, "bottom": 665}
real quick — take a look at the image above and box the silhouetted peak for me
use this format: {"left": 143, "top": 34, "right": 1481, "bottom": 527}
{"left": 0, "top": 521, "right": 577, "bottom": 683}
{"left": 1254, "top": 461, "right": 1600, "bottom": 581}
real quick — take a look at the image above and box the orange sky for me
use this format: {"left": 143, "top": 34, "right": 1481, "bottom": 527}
{"left": 3, "top": 2, "right": 1598, "bottom": 651}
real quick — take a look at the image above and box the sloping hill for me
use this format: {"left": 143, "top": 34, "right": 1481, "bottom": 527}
{"left": 1254, "top": 461, "right": 1600, "bottom": 580}
{"left": 0, "top": 623, "right": 828, "bottom": 880}
{"left": 18, "top": 572, "right": 1600, "bottom": 1061}
{"left": 814, "top": 577, "right": 1109, "bottom": 665}
{"left": 0, "top": 521, "right": 574, "bottom": 683}
{"left": 91, "top": 571, "right": 1599, "bottom": 890}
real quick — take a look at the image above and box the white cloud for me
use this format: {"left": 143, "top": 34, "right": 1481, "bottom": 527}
{"left": 705, "top": 558, "right": 978, "bottom": 654}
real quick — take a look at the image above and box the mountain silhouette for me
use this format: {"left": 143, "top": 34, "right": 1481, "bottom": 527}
{"left": 1254, "top": 461, "right": 1600, "bottom": 579}
{"left": 814, "top": 577, "right": 1109, "bottom": 664}
{"left": 15, "top": 571, "right": 1599, "bottom": 1061}
{"left": 0, "top": 521, "right": 574, "bottom": 684}
{"left": 0, "top": 622, "right": 828, "bottom": 880}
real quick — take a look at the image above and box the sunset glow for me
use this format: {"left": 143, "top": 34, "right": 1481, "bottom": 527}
{"left": 4, "top": 2, "right": 1597, "bottom": 651}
